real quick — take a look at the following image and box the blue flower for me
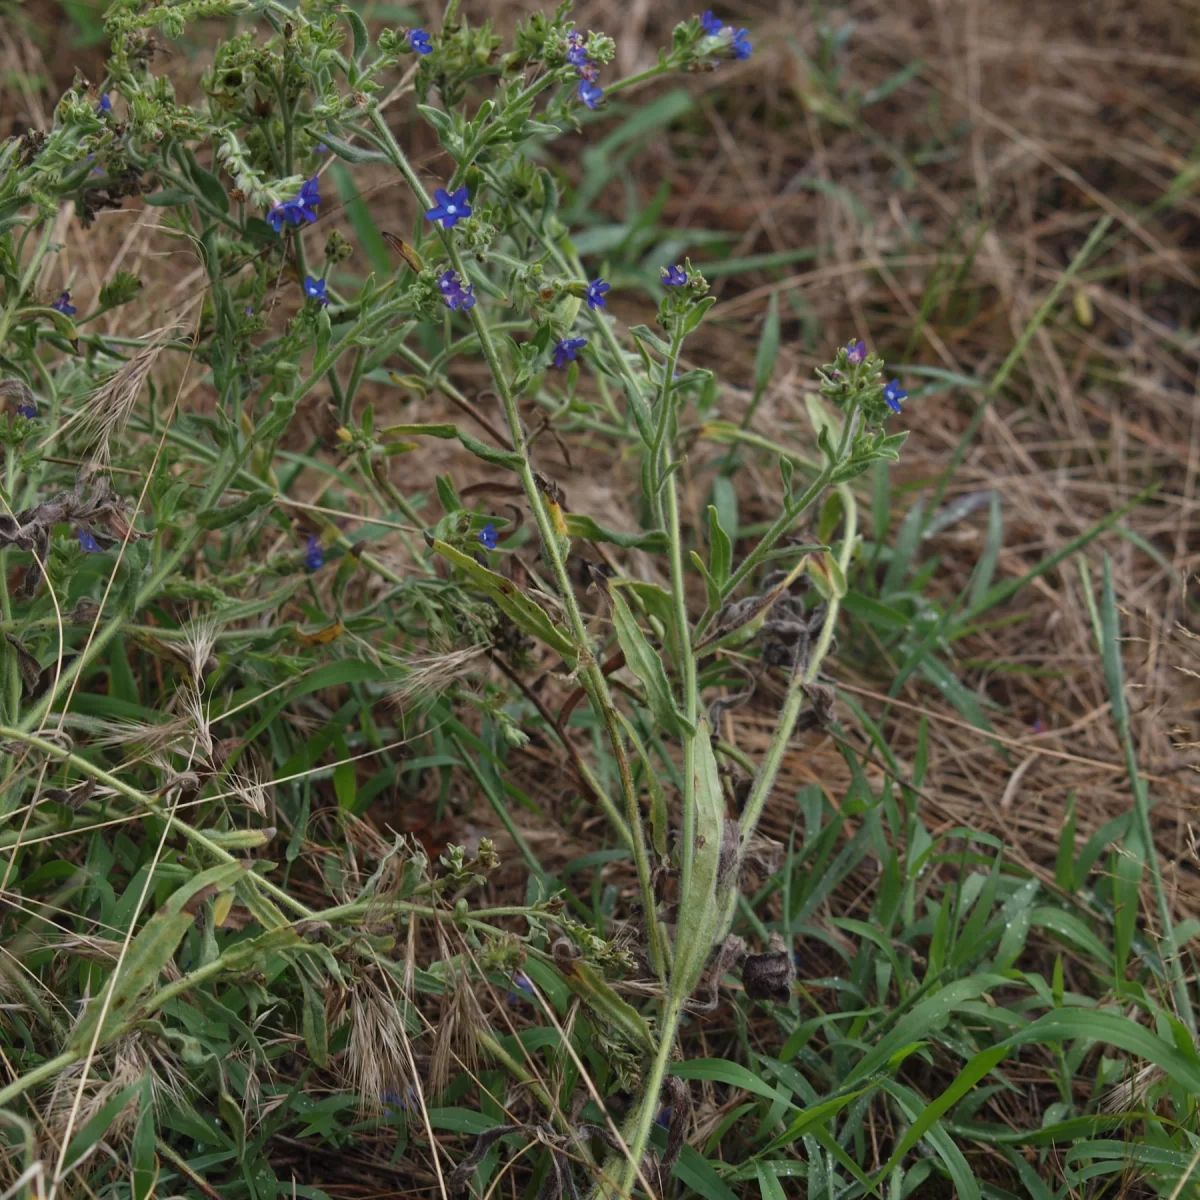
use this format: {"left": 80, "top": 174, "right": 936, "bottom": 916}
{"left": 51, "top": 290, "right": 76, "bottom": 316}
{"left": 409, "top": 28, "right": 432, "bottom": 54}
{"left": 884, "top": 379, "right": 907, "bottom": 413}
{"left": 731, "top": 28, "right": 752, "bottom": 59}
{"left": 97, "top": 92, "right": 111, "bottom": 112}
{"left": 578, "top": 81, "right": 603, "bottom": 109}
{"left": 437, "top": 269, "right": 476, "bottom": 312}
{"left": 566, "top": 42, "right": 589, "bottom": 67}
{"left": 267, "top": 175, "right": 321, "bottom": 233}
{"left": 661, "top": 264, "right": 688, "bottom": 287}
{"left": 315, "top": 142, "right": 328, "bottom": 153}
{"left": 846, "top": 339, "right": 866, "bottom": 364}
{"left": 244, "top": 304, "right": 254, "bottom": 315}
{"left": 17, "top": 400, "right": 37, "bottom": 419}
{"left": 506, "top": 970, "right": 535, "bottom": 1005}
{"left": 553, "top": 336, "right": 587, "bottom": 368}
{"left": 585, "top": 278, "right": 610, "bottom": 310}
{"left": 425, "top": 185, "right": 472, "bottom": 229}
{"left": 655, "top": 1106, "right": 672, "bottom": 1128}
{"left": 295, "top": 174, "right": 320, "bottom": 222}
{"left": 77, "top": 529, "right": 101, "bottom": 553}
{"left": 303, "top": 275, "right": 329, "bottom": 306}
{"left": 305, "top": 535, "right": 324, "bottom": 570}
{"left": 699, "top": 10, "right": 723, "bottom": 35}
{"left": 479, "top": 523, "right": 498, "bottom": 550}
{"left": 382, "top": 1086, "right": 416, "bottom": 1115}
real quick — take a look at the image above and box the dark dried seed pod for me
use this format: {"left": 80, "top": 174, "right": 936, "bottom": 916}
{"left": 742, "top": 941, "right": 795, "bottom": 1003}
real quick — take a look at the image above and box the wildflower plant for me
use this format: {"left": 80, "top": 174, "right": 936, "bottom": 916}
{"left": 17, "top": 3, "right": 1191, "bottom": 1198}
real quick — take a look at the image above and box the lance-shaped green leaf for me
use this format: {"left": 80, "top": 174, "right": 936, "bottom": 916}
{"left": 457, "top": 429, "right": 523, "bottom": 470}
{"left": 671, "top": 718, "right": 724, "bottom": 1001}
{"left": 70, "top": 908, "right": 195, "bottom": 1052}
{"left": 299, "top": 973, "right": 329, "bottom": 1067}
{"left": 379, "top": 422, "right": 458, "bottom": 438}
{"left": 563, "top": 513, "right": 668, "bottom": 551}
{"left": 610, "top": 588, "right": 693, "bottom": 738}
{"left": 431, "top": 538, "right": 576, "bottom": 659}
{"left": 560, "top": 957, "right": 655, "bottom": 1054}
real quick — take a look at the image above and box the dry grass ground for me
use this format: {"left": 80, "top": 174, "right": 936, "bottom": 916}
{"left": 4, "top": 0, "right": 1200, "bottom": 1194}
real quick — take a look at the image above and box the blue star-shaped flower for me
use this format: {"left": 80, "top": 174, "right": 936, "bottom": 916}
{"left": 77, "top": 529, "right": 101, "bottom": 553}
{"left": 553, "top": 336, "right": 587, "bottom": 368}
{"left": 409, "top": 29, "right": 432, "bottom": 54}
{"left": 700, "top": 10, "right": 723, "bottom": 35}
{"left": 51, "top": 290, "right": 76, "bottom": 316}
{"left": 884, "top": 379, "right": 907, "bottom": 413}
{"left": 294, "top": 174, "right": 320, "bottom": 222}
{"left": 425, "top": 185, "right": 472, "bottom": 229}
{"left": 846, "top": 339, "right": 866, "bottom": 364}
{"left": 661, "top": 264, "right": 688, "bottom": 287}
{"left": 585, "top": 278, "right": 610, "bottom": 310}
{"left": 578, "top": 81, "right": 603, "bottom": 109}
{"left": 97, "top": 92, "right": 111, "bottom": 112}
{"left": 731, "top": 28, "right": 753, "bottom": 59}
{"left": 305, "top": 534, "right": 324, "bottom": 570}
{"left": 479, "top": 523, "right": 498, "bottom": 550}
{"left": 303, "top": 275, "right": 329, "bottom": 306}
{"left": 17, "top": 401, "right": 37, "bottom": 419}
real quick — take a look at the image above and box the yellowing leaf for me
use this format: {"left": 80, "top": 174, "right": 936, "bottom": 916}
{"left": 294, "top": 620, "right": 343, "bottom": 646}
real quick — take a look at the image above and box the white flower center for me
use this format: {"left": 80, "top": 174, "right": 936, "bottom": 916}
{"left": 447, "top": 204, "right": 457, "bottom": 214}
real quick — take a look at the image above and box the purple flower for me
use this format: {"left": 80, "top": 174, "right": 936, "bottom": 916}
{"left": 699, "top": 10, "right": 723, "bottom": 35}
{"left": 17, "top": 400, "right": 37, "bottom": 419}
{"left": 479, "top": 523, "right": 498, "bottom": 550}
{"left": 577, "top": 81, "right": 603, "bottom": 109}
{"left": 884, "top": 379, "right": 907, "bottom": 413}
{"left": 303, "top": 275, "right": 329, "bottom": 305}
{"left": 244, "top": 304, "right": 254, "bottom": 315}
{"left": 730, "top": 28, "right": 752, "bottom": 59}
{"left": 576, "top": 59, "right": 599, "bottom": 83}
{"left": 97, "top": 92, "right": 111, "bottom": 112}
{"left": 51, "top": 290, "right": 77, "bottom": 316}
{"left": 267, "top": 175, "right": 321, "bottom": 233}
{"left": 409, "top": 29, "right": 432, "bottom": 54}
{"left": 585, "top": 278, "right": 610, "bottom": 310}
{"left": 425, "top": 185, "right": 472, "bottom": 229}
{"left": 846, "top": 339, "right": 866, "bottom": 364}
{"left": 566, "top": 42, "right": 589, "bottom": 67}
{"left": 553, "top": 336, "right": 587, "bottom": 368}
{"left": 437, "top": 268, "right": 476, "bottom": 312}
{"left": 305, "top": 535, "right": 324, "bottom": 570}
{"left": 661, "top": 264, "right": 688, "bottom": 287}
{"left": 77, "top": 529, "right": 101, "bottom": 553}
{"left": 315, "top": 142, "right": 328, "bottom": 153}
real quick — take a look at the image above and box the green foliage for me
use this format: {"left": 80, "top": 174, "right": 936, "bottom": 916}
{"left": 0, "top": 2, "right": 1188, "bottom": 1198}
